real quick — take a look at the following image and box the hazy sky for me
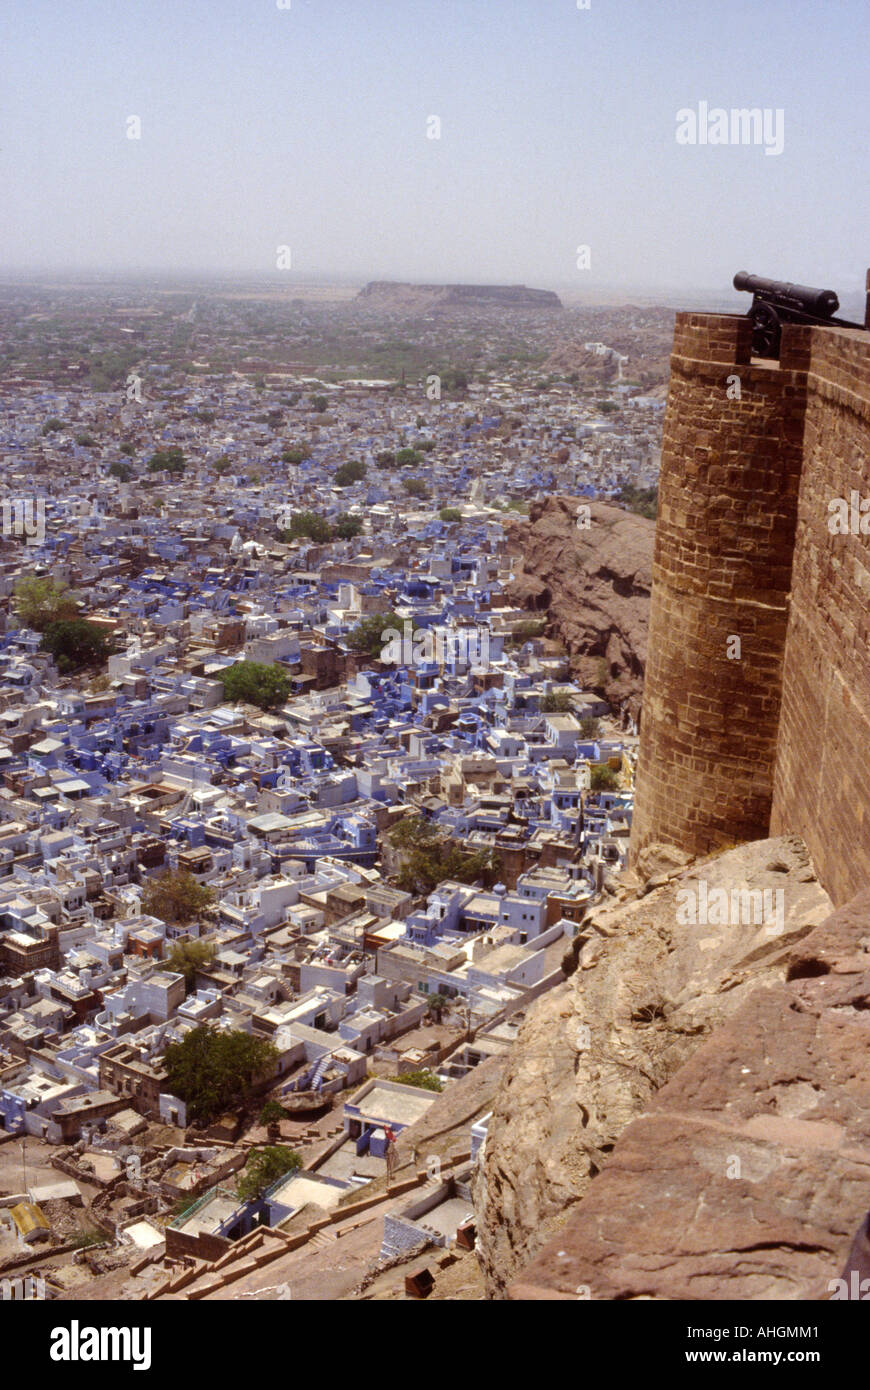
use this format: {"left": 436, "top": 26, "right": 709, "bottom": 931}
{"left": 2, "top": 0, "right": 869, "bottom": 295}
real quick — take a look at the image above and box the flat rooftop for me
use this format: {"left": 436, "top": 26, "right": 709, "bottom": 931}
{"left": 353, "top": 1082, "right": 437, "bottom": 1127}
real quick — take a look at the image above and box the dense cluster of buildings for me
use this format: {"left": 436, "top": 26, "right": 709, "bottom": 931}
{"left": 0, "top": 316, "right": 662, "bottom": 1276}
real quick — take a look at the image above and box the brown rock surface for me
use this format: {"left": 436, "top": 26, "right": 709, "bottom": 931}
{"left": 503, "top": 495, "right": 653, "bottom": 717}
{"left": 474, "top": 834, "right": 833, "bottom": 1296}
{"left": 509, "top": 889, "right": 870, "bottom": 1300}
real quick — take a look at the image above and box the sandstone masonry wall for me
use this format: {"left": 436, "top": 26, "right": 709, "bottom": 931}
{"left": 631, "top": 314, "right": 806, "bottom": 858}
{"left": 770, "top": 326, "right": 870, "bottom": 905}
{"left": 631, "top": 313, "right": 870, "bottom": 907}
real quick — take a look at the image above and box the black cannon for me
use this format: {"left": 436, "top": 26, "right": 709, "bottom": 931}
{"left": 733, "top": 270, "right": 864, "bottom": 358}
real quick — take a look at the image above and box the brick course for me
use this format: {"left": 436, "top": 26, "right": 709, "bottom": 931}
{"left": 631, "top": 313, "right": 870, "bottom": 906}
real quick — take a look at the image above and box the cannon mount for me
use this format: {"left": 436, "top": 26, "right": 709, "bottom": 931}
{"left": 733, "top": 271, "right": 866, "bottom": 359}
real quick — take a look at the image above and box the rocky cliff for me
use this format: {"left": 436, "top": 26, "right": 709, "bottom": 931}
{"left": 511, "top": 885, "right": 870, "bottom": 1299}
{"left": 474, "top": 834, "right": 836, "bottom": 1296}
{"left": 504, "top": 496, "right": 653, "bottom": 717}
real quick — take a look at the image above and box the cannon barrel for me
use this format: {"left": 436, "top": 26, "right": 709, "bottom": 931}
{"left": 734, "top": 271, "right": 839, "bottom": 318}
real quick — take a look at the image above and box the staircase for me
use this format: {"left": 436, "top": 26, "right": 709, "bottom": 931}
{"left": 309, "top": 1055, "right": 330, "bottom": 1091}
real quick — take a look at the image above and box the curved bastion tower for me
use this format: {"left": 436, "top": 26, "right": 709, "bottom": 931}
{"left": 630, "top": 305, "right": 870, "bottom": 906}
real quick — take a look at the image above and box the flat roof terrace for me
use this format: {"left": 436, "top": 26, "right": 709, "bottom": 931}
{"left": 350, "top": 1081, "right": 437, "bottom": 1127}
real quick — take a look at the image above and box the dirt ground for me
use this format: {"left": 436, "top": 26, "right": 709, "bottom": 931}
{"left": 352, "top": 1246, "right": 485, "bottom": 1301}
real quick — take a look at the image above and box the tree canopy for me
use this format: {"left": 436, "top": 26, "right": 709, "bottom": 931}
{"left": 281, "top": 445, "right": 310, "bottom": 465}
{"left": 334, "top": 514, "right": 363, "bottom": 539}
{"left": 40, "top": 619, "right": 111, "bottom": 674}
{"left": 142, "top": 868, "right": 216, "bottom": 926}
{"left": 236, "top": 1146, "right": 301, "bottom": 1201}
{"left": 387, "top": 815, "right": 494, "bottom": 895}
{"left": 160, "top": 938, "right": 216, "bottom": 992}
{"left": 540, "top": 690, "right": 574, "bottom": 713}
{"left": 346, "top": 611, "right": 403, "bottom": 660}
{"left": 147, "top": 446, "right": 185, "bottom": 474}
{"left": 590, "top": 765, "right": 620, "bottom": 791}
{"left": 395, "top": 447, "right": 421, "bottom": 467}
{"left": 281, "top": 511, "right": 333, "bottom": 543}
{"left": 218, "top": 660, "right": 292, "bottom": 710}
{"left": 14, "top": 575, "right": 78, "bottom": 631}
{"left": 402, "top": 477, "right": 428, "bottom": 498}
{"left": 334, "top": 459, "right": 366, "bottom": 488}
{"left": 162, "top": 1027, "right": 279, "bottom": 1126}
{"left": 391, "top": 1069, "right": 443, "bottom": 1092}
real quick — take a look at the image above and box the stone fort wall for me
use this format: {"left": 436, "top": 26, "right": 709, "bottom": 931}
{"left": 631, "top": 312, "right": 870, "bottom": 906}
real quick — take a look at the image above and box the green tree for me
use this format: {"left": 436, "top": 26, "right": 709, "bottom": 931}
{"left": 590, "top": 765, "right": 620, "bottom": 792}
{"left": 391, "top": 1070, "right": 443, "bottom": 1092}
{"left": 395, "top": 447, "right": 421, "bottom": 467}
{"left": 162, "top": 1028, "right": 279, "bottom": 1126}
{"left": 615, "top": 483, "right": 658, "bottom": 521}
{"left": 281, "top": 445, "right": 309, "bottom": 465}
{"left": 40, "top": 619, "right": 111, "bottom": 674}
{"left": 334, "top": 459, "right": 366, "bottom": 488}
{"left": 213, "top": 456, "right": 233, "bottom": 476}
{"left": 75, "top": 432, "right": 97, "bottom": 447}
{"left": 142, "top": 868, "right": 216, "bottom": 927}
{"left": 388, "top": 816, "right": 493, "bottom": 895}
{"left": 219, "top": 660, "right": 292, "bottom": 710}
{"left": 580, "top": 716, "right": 601, "bottom": 739}
{"left": 508, "top": 617, "right": 546, "bottom": 648}
{"left": 236, "top": 1146, "right": 301, "bottom": 1201}
{"left": 426, "top": 993, "right": 450, "bottom": 1022}
{"left": 41, "top": 417, "right": 64, "bottom": 435}
{"left": 108, "top": 460, "right": 133, "bottom": 482}
{"left": 119, "top": 442, "right": 135, "bottom": 457}
{"left": 160, "top": 938, "right": 216, "bottom": 993}
{"left": 148, "top": 446, "right": 185, "bottom": 474}
{"left": 439, "top": 507, "right": 462, "bottom": 523}
{"left": 14, "top": 575, "right": 78, "bottom": 631}
{"left": 540, "top": 690, "right": 574, "bottom": 713}
{"left": 335, "top": 514, "right": 363, "bottom": 539}
{"left": 280, "top": 511, "right": 334, "bottom": 543}
{"left": 312, "top": 395, "right": 328, "bottom": 412}
{"left": 346, "top": 611, "right": 403, "bottom": 660}
{"left": 374, "top": 449, "right": 395, "bottom": 468}
{"left": 259, "top": 1100, "right": 289, "bottom": 1127}
{"left": 402, "top": 477, "right": 428, "bottom": 498}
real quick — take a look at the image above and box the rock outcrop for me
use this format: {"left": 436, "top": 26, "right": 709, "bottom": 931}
{"left": 474, "top": 834, "right": 834, "bottom": 1296}
{"left": 509, "top": 888, "right": 870, "bottom": 1300}
{"left": 504, "top": 496, "right": 653, "bottom": 717}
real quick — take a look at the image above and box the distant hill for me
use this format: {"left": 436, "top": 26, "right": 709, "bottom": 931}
{"left": 356, "top": 282, "right": 562, "bottom": 311}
